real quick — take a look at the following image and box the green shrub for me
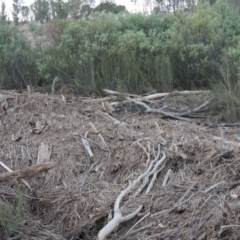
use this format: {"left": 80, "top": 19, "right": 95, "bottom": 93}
{"left": 0, "top": 21, "right": 37, "bottom": 89}
{"left": 210, "top": 55, "right": 240, "bottom": 122}
{"left": 0, "top": 190, "right": 24, "bottom": 238}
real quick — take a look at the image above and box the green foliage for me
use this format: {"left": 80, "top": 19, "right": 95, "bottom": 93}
{"left": 31, "top": 0, "right": 50, "bottom": 23}
{"left": 21, "top": 6, "right": 30, "bottom": 22}
{"left": 79, "top": 4, "right": 93, "bottom": 19}
{"left": 12, "top": 0, "right": 21, "bottom": 25}
{"left": 28, "top": 21, "right": 44, "bottom": 36}
{"left": 210, "top": 62, "right": 240, "bottom": 122}
{"left": 0, "top": 1, "right": 7, "bottom": 22}
{"left": 93, "top": 2, "right": 127, "bottom": 14}
{"left": 44, "top": 19, "right": 67, "bottom": 45}
{"left": 35, "top": 12, "right": 175, "bottom": 94}
{"left": 206, "top": 1, "right": 240, "bottom": 121}
{"left": 3, "top": 0, "right": 240, "bottom": 115}
{"left": 168, "top": 3, "right": 218, "bottom": 88}
{"left": 0, "top": 21, "right": 37, "bottom": 89}
{"left": 0, "top": 190, "right": 25, "bottom": 238}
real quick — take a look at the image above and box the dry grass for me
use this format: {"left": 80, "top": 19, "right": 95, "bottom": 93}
{"left": 0, "top": 91, "right": 240, "bottom": 239}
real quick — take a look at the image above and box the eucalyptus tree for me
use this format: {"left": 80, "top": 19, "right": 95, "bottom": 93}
{"left": 21, "top": 6, "right": 30, "bottom": 22}
{"left": 12, "top": 0, "right": 22, "bottom": 25}
{"left": 52, "top": 0, "right": 69, "bottom": 19}
{"left": 93, "top": 2, "right": 127, "bottom": 14}
{"left": 0, "top": 1, "right": 7, "bottom": 22}
{"left": 31, "top": 0, "right": 50, "bottom": 23}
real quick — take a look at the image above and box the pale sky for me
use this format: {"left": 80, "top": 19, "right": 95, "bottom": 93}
{"left": 3, "top": 0, "right": 151, "bottom": 15}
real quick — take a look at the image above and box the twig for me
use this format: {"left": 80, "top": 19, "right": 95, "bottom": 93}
{"left": 81, "top": 159, "right": 100, "bottom": 186}
{"left": 79, "top": 135, "right": 109, "bottom": 151}
{"left": 0, "top": 161, "right": 32, "bottom": 191}
{"left": 136, "top": 142, "right": 151, "bottom": 167}
{"left": 162, "top": 169, "right": 172, "bottom": 187}
{"left": 146, "top": 108, "right": 193, "bottom": 122}
{"left": 202, "top": 181, "right": 225, "bottom": 193}
{"left": 151, "top": 193, "right": 195, "bottom": 218}
{"left": 133, "top": 146, "right": 162, "bottom": 197}
{"left": 131, "top": 137, "right": 153, "bottom": 146}
{"left": 175, "top": 182, "right": 196, "bottom": 206}
{"left": 179, "top": 98, "right": 212, "bottom": 117}
{"left": 126, "top": 97, "right": 151, "bottom": 109}
{"left": 89, "top": 122, "right": 109, "bottom": 151}
{"left": 0, "top": 162, "right": 57, "bottom": 181}
{"left": 146, "top": 157, "right": 166, "bottom": 194}
{"left": 123, "top": 212, "right": 150, "bottom": 237}
{"left": 98, "top": 111, "right": 126, "bottom": 125}
{"left": 119, "top": 222, "right": 155, "bottom": 239}
{"left": 154, "top": 122, "right": 167, "bottom": 145}
{"left": 82, "top": 131, "right": 94, "bottom": 159}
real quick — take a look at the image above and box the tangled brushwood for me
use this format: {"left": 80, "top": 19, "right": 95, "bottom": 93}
{"left": 1, "top": 89, "right": 240, "bottom": 239}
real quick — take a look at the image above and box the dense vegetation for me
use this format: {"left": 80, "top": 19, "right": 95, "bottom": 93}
{"left": 1, "top": 0, "right": 240, "bottom": 99}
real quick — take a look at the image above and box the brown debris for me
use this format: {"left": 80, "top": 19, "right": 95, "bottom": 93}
{"left": 0, "top": 162, "right": 56, "bottom": 181}
{"left": 0, "top": 90, "right": 240, "bottom": 239}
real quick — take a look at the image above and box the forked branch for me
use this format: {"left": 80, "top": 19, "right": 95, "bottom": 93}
{"left": 98, "top": 144, "right": 166, "bottom": 240}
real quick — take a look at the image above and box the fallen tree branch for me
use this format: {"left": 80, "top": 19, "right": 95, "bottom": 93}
{"left": 141, "top": 90, "right": 211, "bottom": 100}
{"left": 0, "top": 161, "right": 32, "bottom": 191}
{"left": 103, "top": 89, "right": 139, "bottom": 98}
{"left": 97, "top": 111, "right": 126, "bottom": 125}
{"left": 98, "top": 181, "right": 143, "bottom": 240}
{"left": 98, "top": 144, "right": 166, "bottom": 240}
{"left": 0, "top": 162, "right": 57, "bottom": 181}
{"left": 126, "top": 97, "right": 151, "bottom": 109}
{"left": 146, "top": 108, "right": 193, "bottom": 122}
{"left": 103, "top": 89, "right": 211, "bottom": 100}
{"left": 179, "top": 98, "right": 212, "bottom": 117}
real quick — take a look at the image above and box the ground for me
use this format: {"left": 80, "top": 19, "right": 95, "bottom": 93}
{"left": 0, "top": 90, "right": 240, "bottom": 240}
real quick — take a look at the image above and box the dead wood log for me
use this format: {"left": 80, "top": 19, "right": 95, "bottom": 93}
{"left": 141, "top": 90, "right": 211, "bottom": 100}
{"left": 125, "top": 96, "right": 211, "bottom": 122}
{"left": 102, "top": 89, "right": 212, "bottom": 122}
{"left": 0, "top": 162, "right": 57, "bottom": 181}
{"left": 103, "top": 89, "right": 139, "bottom": 98}
{"left": 103, "top": 89, "right": 210, "bottom": 100}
